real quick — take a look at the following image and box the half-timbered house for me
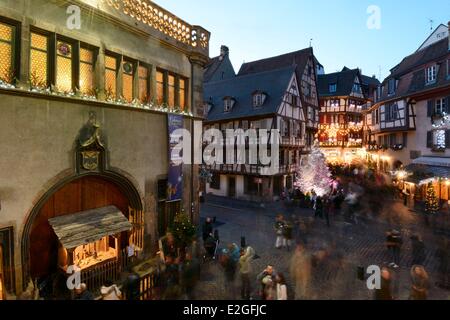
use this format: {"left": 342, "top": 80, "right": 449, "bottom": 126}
{"left": 202, "top": 48, "right": 320, "bottom": 201}
{"left": 318, "top": 67, "right": 379, "bottom": 163}
{"left": 365, "top": 22, "right": 450, "bottom": 204}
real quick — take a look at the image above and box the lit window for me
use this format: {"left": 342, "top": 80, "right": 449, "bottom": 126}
{"left": 56, "top": 41, "right": 73, "bottom": 92}
{"left": 79, "top": 47, "right": 94, "bottom": 95}
{"left": 105, "top": 55, "right": 117, "bottom": 99}
{"left": 0, "top": 22, "right": 14, "bottom": 83}
{"left": 434, "top": 130, "right": 446, "bottom": 150}
{"left": 426, "top": 65, "right": 437, "bottom": 84}
{"left": 168, "top": 74, "right": 175, "bottom": 107}
{"left": 138, "top": 65, "right": 149, "bottom": 103}
{"left": 122, "top": 60, "right": 134, "bottom": 103}
{"left": 156, "top": 70, "right": 164, "bottom": 105}
{"left": 179, "top": 78, "right": 186, "bottom": 110}
{"left": 30, "top": 32, "right": 48, "bottom": 88}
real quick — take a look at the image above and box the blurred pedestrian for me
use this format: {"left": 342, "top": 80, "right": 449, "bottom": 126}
{"left": 220, "top": 247, "right": 237, "bottom": 299}
{"left": 162, "top": 256, "right": 181, "bottom": 300}
{"left": 315, "top": 197, "right": 324, "bottom": 219}
{"left": 181, "top": 252, "right": 201, "bottom": 300}
{"left": 275, "top": 273, "right": 288, "bottom": 300}
{"left": 101, "top": 279, "right": 122, "bottom": 300}
{"left": 257, "top": 265, "right": 276, "bottom": 300}
{"left": 409, "top": 265, "right": 429, "bottom": 300}
{"left": 290, "top": 243, "right": 312, "bottom": 300}
{"left": 202, "top": 217, "right": 213, "bottom": 242}
{"left": 239, "top": 246, "right": 255, "bottom": 300}
{"left": 385, "top": 229, "right": 403, "bottom": 267}
{"left": 436, "top": 236, "right": 450, "bottom": 289}
{"left": 410, "top": 234, "right": 426, "bottom": 266}
{"left": 324, "top": 196, "right": 331, "bottom": 227}
{"left": 274, "top": 215, "right": 286, "bottom": 249}
{"left": 74, "top": 283, "right": 94, "bottom": 300}
{"left": 283, "top": 219, "right": 294, "bottom": 251}
{"left": 374, "top": 267, "right": 393, "bottom": 300}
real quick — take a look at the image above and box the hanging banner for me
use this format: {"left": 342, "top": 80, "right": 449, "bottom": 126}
{"left": 167, "top": 114, "right": 184, "bottom": 202}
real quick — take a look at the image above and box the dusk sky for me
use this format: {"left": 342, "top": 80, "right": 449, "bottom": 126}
{"left": 159, "top": 0, "right": 450, "bottom": 81}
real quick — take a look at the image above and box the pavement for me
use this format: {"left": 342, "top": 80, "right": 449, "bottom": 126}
{"left": 191, "top": 196, "right": 450, "bottom": 300}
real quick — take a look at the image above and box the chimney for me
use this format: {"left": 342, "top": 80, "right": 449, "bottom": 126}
{"left": 448, "top": 21, "right": 450, "bottom": 51}
{"left": 220, "top": 45, "right": 229, "bottom": 60}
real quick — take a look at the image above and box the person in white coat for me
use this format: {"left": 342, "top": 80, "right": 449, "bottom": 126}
{"left": 101, "top": 279, "right": 122, "bottom": 300}
{"left": 276, "top": 273, "right": 288, "bottom": 300}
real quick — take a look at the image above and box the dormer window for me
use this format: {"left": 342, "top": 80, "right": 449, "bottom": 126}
{"left": 426, "top": 65, "right": 437, "bottom": 84}
{"left": 329, "top": 83, "right": 337, "bottom": 93}
{"left": 353, "top": 83, "right": 362, "bottom": 94}
{"left": 223, "top": 97, "right": 235, "bottom": 112}
{"left": 252, "top": 91, "right": 267, "bottom": 108}
{"left": 388, "top": 78, "right": 396, "bottom": 95}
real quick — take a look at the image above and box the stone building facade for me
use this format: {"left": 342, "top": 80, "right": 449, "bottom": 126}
{"left": 0, "top": 0, "right": 209, "bottom": 297}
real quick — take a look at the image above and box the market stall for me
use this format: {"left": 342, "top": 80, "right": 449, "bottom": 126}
{"left": 48, "top": 206, "right": 132, "bottom": 274}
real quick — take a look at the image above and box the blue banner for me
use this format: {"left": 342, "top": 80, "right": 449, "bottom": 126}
{"left": 167, "top": 114, "right": 184, "bottom": 202}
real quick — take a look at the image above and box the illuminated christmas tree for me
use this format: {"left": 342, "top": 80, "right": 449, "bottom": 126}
{"left": 425, "top": 183, "right": 440, "bottom": 214}
{"left": 295, "top": 142, "right": 332, "bottom": 196}
{"left": 169, "top": 212, "right": 197, "bottom": 247}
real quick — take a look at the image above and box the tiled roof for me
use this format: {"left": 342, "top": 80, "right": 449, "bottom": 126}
{"left": 318, "top": 68, "right": 360, "bottom": 97}
{"left": 238, "top": 48, "right": 312, "bottom": 76}
{"left": 318, "top": 67, "right": 380, "bottom": 98}
{"left": 204, "top": 56, "right": 222, "bottom": 83}
{"left": 237, "top": 48, "right": 319, "bottom": 109}
{"left": 378, "top": 38, "right": 450, "bottom": 103}
{"left": 204, "top": 66, "right": 296, "bottom": 122}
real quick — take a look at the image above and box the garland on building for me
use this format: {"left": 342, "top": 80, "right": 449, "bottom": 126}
{"left": 425, "top": 183, "right": 440, "bottom": 214}
{"left": 295, "top": 142, "right": 333, "bottom": 197}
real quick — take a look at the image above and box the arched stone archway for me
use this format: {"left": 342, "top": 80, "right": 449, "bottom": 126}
{"left": 21, "top": 171, "right": 143, "bottom": 288}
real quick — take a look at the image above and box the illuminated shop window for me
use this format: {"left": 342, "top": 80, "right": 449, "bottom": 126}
{"left": 56, "top": 41, "right": 73, "bottom": 92}
{"left": 138, "top": 65, "right": 149, "bottom": 103}
{"left": 30, "top": 32, "right": 48, "bottom": 87}
{"left": 79, "top": 47, "right": 94, "bottom": 95}
{"left": 168, "top": 74, "right": 175, "bottom": 107}
{"left": 122, "top": 60, "right": 134, "bottom": 103}
{"left": 156, "top": 70, "right": 164, "bottom": 105}
{"left": 179, "top": 78, "right": 186, "bottom": 110}
{"left": 0, "top": 22, "right": 14, "bottom": 83}
{"left": 105, "top": 55, "right": 117, "bottom": 99}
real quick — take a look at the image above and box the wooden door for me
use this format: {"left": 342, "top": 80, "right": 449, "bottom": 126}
{"left": 29, "top": 176, "right": 130, "bottom": 278}
{"left": 228, "top": 177, "right": 236, "bottom": 198}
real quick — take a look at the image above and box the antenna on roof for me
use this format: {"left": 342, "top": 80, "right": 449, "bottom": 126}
{"left": 309, "top": 38, "right": 313, "bottom": 48}
{"left": 378, "top": 65, "right": 382, "bottom": 81}
{"left": 428, "top": 18, "right": 434, "bottom": 32}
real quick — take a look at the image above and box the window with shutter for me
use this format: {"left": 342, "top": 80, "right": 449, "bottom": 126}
{"left": 427, "top": 100, "right": 435, "bottom": 117}
{"left": 446, "top": 130, "right": 450, "bottom": 149}
{"left": 402, "top": 132, "right": 408, "bottom": 148}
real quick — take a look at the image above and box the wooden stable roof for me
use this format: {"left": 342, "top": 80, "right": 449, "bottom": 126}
{"left": 48, "top": 206, "right": 132, "bottom": 250}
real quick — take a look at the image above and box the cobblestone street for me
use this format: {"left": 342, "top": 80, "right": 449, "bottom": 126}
{"left": 192, "top": 197, "right": 450, "bottom": 300}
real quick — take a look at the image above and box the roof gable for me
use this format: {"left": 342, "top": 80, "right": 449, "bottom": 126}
{"left": 204, "top": 66, "right": 296, "bottom": 122}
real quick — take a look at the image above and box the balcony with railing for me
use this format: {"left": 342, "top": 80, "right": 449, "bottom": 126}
{"left": 205, "top": 163, "right": 298, "bottom": 176}
{"left": 77, "top": 0, "right": 210, "bottom": 56}
{"left": 281, "top": 136, "right": 306, "bottom": 147}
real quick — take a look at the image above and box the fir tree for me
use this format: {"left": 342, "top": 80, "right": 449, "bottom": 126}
{"left": 295, "top": 142, "right": 332, "bottom": 196}
{"left": 425, "top": 183, "right": 440, "bottom": 214}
